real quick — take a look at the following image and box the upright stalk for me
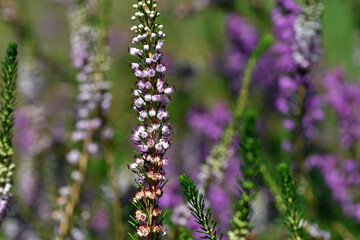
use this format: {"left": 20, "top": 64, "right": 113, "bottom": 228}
{"left": 277, "top": 164, "right": 305, "bottom": 240}
{"left": 54, "top": 1, "right": 114, "bottom": 238}
{"left": 179, "top": 175, "right": 223, "bottom": 240}
{"left": 128, "top": 0, "right": 174, "bottom": 239}
{"left": 293, "top": 84, "right": 306, "bottom": 174}
{"left": 0, "top": 43, "right": 18, "bottom": 223}
{"left": 57, "top": 147, "right": 90, "bottom": 239}
{"left": 198, "top": 34, "right": 273, "bottom": 192}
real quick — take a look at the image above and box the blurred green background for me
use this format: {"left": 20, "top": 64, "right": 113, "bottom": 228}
{"left": 0, "top": 0, "right": 359, "bottom": 239}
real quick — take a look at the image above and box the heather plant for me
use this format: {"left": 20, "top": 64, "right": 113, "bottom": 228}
{"left": 272, "top": 0, "right": 324, "bottom": 166}
{"left": 0, "top": 42, "right": 18, "bottom": 223}
{"left": 198, "top": 34, "right": 273, "bottom": 193}
{"left": 227, "top": 110, "right": 261, "bottom": 240}
{"left": 277, "top": 163, "right": 305, "bottom": 240}
{"left": 160, "top": 102, "right": 235, "bottom": 233}
{"left": 53, "top": 1, "right": 116, "bottom": 239}
{"left": 306, "top": 155, "right": 360, "bottom": 223}
{"left": 127, "top": 0, "right": 173, "bottom": 239}
{"left": 169, "top": 35, "right": 273, "bottom": 237}
{"left": 178, "top": 174, "right": 223, "bottom": 240}
{"left": 322, "top": 68, "right": 360, "bottom": 150}
{"left": 0, "top": 0, "right": 358, "bottom": 239}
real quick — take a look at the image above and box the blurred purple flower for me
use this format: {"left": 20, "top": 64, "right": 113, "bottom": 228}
{"left": 15, "top": 105, "right": 50, "bottom": 158}
{"left": 306, "top": 155, "right": 360, "bottom": 222}
{"left": 224, "top": 14, "right": 258, "bottom": 93}
{"left": 159, "top": 179, "right": 183, "bottom": 209}
{"left": 224, "top": 13, "right": 280, "bottom": 101}
{"left": 323, "top": 68, "right": 360, "bottom": 148}
{"left": 226, "top": 14, "right": 258, "bottom": 54}
{"left": 272, "top": 0, "right": 300, "bottom": 73}
{"left": 187, "top": 102, "right": 232, "bottom": 140}
{"left": 67, "top": 7, "right": 113, "bottom": 160}
{"left": 272, "top": 0, "right": 323, "bottom": 145}
{"left": 13, "top": 56, "right": 51, "bottom": 214}
{"left": 90, "top": 209, "right": 109, "bottom": 234}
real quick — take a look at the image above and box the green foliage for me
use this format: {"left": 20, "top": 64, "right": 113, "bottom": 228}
{"left": 201, "top": 34, "right": 274, "bottom": 191}
{"left": 249, "top": 34, "right": 273, "bottom": 61}
{"left": 233, "top": 34, "right": 273, "bottom": 123}
{"left": 178, "top": 174, "right": 223, "bottom": 240}
{"left": 0, "top": 42, "right": 17, "bottom": 173}
{"left": 259, "top": 163, "right": 286, "bottom": 214}
{"left": 0, "top": 42, "right": 17, "bottom": 141}
{"left": 277, "top": 163, "right": 305, "bottom": 240}
{"left": 228, "top": 109, "right": 261, "bottom": 240}
{"left": 175, "top": 227, "right": 194, "bottom": 240}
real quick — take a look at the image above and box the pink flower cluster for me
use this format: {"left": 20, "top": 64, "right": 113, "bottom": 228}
{"left": 128, "top": 0, "right": 174, "bottom": 238}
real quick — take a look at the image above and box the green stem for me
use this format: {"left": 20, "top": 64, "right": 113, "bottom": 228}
{"left": 56, "top": 146, "right": 90, "bottom": 240}
{"left": 293, "top": 85, "right": 306, "bottom": 176}
{"left": 179, "top": 175, "right": 222, "bottom": 240}
{"left": 201, "top": 34, "right": 273, "bottom": 192}
{"left": 260, "top": 164, "right": 286, "bottom": 214}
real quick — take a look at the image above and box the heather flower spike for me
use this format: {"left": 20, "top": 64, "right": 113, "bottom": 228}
{"left": 306, "top": 154, "right": 360, "bottom": 223}
{"left": 198, "top": 34, "right": 273, "bottom": 191}
{"left": 277, "top": 163, "right": 305, "bottom": 240}
{"left": 128, "top": 0, "right": 173, "bottom": 239}
{"left": 273, "top": 0, "right": 323, "bottom": 164}
{"left": 55, "top": 1, "right": 113, "bottom": 238}
{"left": 228, "top": 109, "right": 261, "bottom": 240}
{"left": 0, "top": 42, "right": 18, "bottom": 223}
{"left": 178, "top": 175, "right": 223, "bottom": 240}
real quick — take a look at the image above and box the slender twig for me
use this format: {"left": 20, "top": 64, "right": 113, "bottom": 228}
{"left": 199, "top": 34, "right": 273, "bottom": 192}
{"left": 179, "top": 175, "right": 223, "bottom": 240}
{"left": 293, "top": 85, "right": 306, "bottom": 169}
{"left": 56, "top": 146, "right": 90, "bottom": 240}
{"left": 259, "top": 164, "right": 286, "bottom": 214}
